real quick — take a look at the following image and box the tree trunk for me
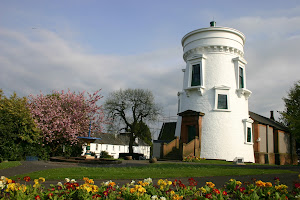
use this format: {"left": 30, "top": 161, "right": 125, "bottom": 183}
{"left": 129, "top": 133, "right": 134, "bottom": 154}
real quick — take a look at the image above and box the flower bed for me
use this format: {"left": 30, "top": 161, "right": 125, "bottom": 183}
{"left": 0, "top": 175, "right": 300, "bottom": 199}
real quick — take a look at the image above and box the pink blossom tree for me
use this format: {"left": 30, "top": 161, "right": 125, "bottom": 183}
{"left": 28, "top": 89, "right": 106, "bottom": 151}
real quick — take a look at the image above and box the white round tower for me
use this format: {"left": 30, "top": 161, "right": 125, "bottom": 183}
{"left": 175, "top": 22, "right": 254, "bottom": 162}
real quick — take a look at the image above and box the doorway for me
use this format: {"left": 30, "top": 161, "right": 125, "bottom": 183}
{"left": 187, "top": 125, "right": 196, "bottom": 143}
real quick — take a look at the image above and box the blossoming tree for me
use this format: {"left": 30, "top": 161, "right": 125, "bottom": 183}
{"left": 28, "top": 89, "right": 106, "bottom": 152}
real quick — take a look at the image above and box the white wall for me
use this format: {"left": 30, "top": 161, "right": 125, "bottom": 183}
{"left": 176, "top": 26, "right": 254, "bottom": 162}
{"left": 82, "top": 143, "right": 150, "bottom": 159}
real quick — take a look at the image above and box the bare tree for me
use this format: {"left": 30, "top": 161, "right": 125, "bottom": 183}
{"left": 104, "top": 89, "right": 160, "bottom": 153}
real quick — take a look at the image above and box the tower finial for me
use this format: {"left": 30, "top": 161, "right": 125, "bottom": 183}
{"left": 210, "top": 21, "right": 216, "bottom": 27}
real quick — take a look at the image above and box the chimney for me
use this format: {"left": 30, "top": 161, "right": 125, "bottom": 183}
{"left": 270, "top": 111, "right": 275, "bottom": 120}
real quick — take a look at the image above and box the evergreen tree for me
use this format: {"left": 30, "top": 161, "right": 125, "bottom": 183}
{"left": 280, "top": 80, "right": 300, "bottom": 143}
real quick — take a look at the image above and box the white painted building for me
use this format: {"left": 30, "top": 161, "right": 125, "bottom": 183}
{"left": 175, "top": 22, "right": 254, "bottom": 162}
{"left": 82, "top": 133, "right": 151, "bottom": 159}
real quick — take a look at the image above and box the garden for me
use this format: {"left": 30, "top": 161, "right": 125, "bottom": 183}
{"left": 1, "top": 174, "right": 300, "bottom": 199}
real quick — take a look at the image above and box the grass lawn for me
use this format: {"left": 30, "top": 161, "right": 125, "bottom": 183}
{"left": 10, "top": 163, "right": 297, "bottom": 180}
{"left": 0, "top": 161, "right": 21, "bottom": 170}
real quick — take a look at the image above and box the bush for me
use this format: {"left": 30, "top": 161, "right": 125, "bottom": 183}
{"left": 100, "top": 151, "right": 112, "bottom": 158}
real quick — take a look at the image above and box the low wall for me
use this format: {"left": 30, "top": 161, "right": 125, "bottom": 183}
{"left": 255, "top": 152, "right": 297, "bottom": 165}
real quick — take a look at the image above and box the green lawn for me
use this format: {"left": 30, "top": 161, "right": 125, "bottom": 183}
{"left": 0, "top": 161, "right": 21, "bottom": 170}
{"left": 10, "top": 163, "right": 297, "bottom": 180}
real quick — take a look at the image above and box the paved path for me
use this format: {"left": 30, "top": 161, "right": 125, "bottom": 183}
{"left": 0, "top": 160, "right": 299, "bottom": 189}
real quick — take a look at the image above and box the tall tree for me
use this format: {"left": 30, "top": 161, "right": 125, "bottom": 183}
{"left": 280, "top": 80, "right": 300, "bottom": 143}
{"left": 104, "top": 89, "right": 160, "bottom": 153}
{"left": 0, "top": 90, "right": 40, "bottom": 160}
{"left": 28, "top": 89, "right": 106, "bottom": 153}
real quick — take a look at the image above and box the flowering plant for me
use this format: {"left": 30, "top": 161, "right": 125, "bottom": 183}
{"left": 182, "top": 155, "right": 205, "bottom": 162}
{"left": 0, "top": 175, "right": 299, "bottom": 199}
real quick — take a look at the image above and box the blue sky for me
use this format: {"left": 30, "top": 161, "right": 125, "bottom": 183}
{"left": 1, "top": 0, "right": 300, "bottom": 137}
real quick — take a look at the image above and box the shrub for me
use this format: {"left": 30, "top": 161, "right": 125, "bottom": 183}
{"left": 100, "top": 151, "right": 112, "bottom": 158}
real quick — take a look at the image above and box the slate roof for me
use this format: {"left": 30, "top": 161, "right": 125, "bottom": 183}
{"left": 249, "top": 111, "right": 288, "bottom": 132}
{"left": 157, "top": 122, "right": 177, "bottom": 141}
{"left": 91, "top": 132, "right": 150, "bottom": 146}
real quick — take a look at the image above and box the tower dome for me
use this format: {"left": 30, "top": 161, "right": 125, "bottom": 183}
{"left": 175, "top": 22, "right": 254, "bottom": 162}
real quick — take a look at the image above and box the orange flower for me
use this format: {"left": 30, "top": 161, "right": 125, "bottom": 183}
{"left": 255, "top": 180, "right": 266, "bottom": 187}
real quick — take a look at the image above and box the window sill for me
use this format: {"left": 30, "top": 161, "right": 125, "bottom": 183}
{"left": 244, "top": 142, "right": 253, "bottom": 145}
{"left": 213, "top": 109, "right": 231, "bottom": 112}
{"left": 184, "top": 86, "right": 205, "bottom": 97}
{"left": 236, "top": 88, "right": 252, "bottom": 100}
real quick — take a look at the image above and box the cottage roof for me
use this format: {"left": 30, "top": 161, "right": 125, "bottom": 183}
{"left": 157, "top": 122, "right": 177, "bottom": 141}
{"left": 92, "top": 133, "right": 150, "bottom": 146}
{"left": 249, "top": 111, "right": 288, "bottom": 131}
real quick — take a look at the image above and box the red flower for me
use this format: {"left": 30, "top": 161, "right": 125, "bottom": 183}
{"left": 188, "top": 178, "right": 197, "bottom": 186}
{"left": 103, "top": 191, "right": 109, "bottom": 196}
{"left": 239, "top": 187, "right": 246, "bottom": 193}
{"left": 23, "top": 176, "right": 31, "bottom": 182}
{"left": 165, "top": 189, "right": 172, "bottom": 194}
{"left": 213, "top": 189, "right": 220, "bottom": 194}
{"left": 274, "top": 177, "right": 280, "bottom": 181}
{"left": 222, "top": 191, "right": 228, "bottom": 195}
{"left": 92, "top": 194, "right": 101, "bottom": 199}
{"left": 205, "top": 193, "right": 213, "bottom": 199}
{"left": 57, "top": 186, "right": 62, "bottom": 190}
{"left": 35, "top": 195, "right": 41, "bottom": 200}
{"left": 48, "top": 193, "right": 53, "bottom": 198}
{"left": 294, "top": 183, "right": 300, "bottom": 189}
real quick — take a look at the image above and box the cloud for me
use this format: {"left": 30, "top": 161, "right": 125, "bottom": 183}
{"left": 1, "top": 12, "right": 300, "bottom": 125}
{"left": 224, "top": 15, "right": 300, "bottom": 119}
{"left": 0, "top": 28, "right": 183, "bottom": 119}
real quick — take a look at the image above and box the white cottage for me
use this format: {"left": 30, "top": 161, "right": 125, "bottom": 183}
{"left": 154, "top": 22, "right": 254, "bottom": 162}
{"left": 82, "top": 133, "right": 151, "bottom": 159}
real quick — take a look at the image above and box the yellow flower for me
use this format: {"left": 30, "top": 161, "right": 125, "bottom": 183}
{"left": 255, "top": 180, "right": 266, "bottom": 187}
{"left": 38, "top": 177, "right": 45, "bottom": 183}
{"left": 168, "top": 181, "right": 172, "bottom": 186}
{"left": 275, "top": 184, "right": 288, "bottom": 191}
{"left": 34, "top": 179, "right": 39, "bottom": 185}
{"left": 6, "top": 183, "right": 16, "bottom": 192}
{"left": 229, "top": 179, "right": 235, "bottom": 182}
{"left": 7, "top": 179, "right": 13, "bottom": 184}
{"left": 236, "top": 181, "right": 242, "bottom": 185}
{"left": 130, "top": 187, "right": 136, "bottom": 193}
{"left": 108, "top": 181, "right": 116, "bottom": 187}
{"left": 265, "top": 182, "right": 272, "bottom": 187}
{"left": 206, "top": 182, "right": 215, "bottom": 188}
{"left": 199, "top": 187, "right": 206, "bottom": 194}
{"left": 172, "top": 194, "right": 183, "bottom": 200}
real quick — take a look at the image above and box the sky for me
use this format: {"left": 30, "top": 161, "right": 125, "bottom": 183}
{"left": 1, "top": 0, "right": 300, "bottom": 137}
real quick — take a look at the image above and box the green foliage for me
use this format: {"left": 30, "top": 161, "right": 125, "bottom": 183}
{"left": 280, "top": 80, "right": 300, "bottom": 142}
{"left": 0, "top": 90, "right": 41, "bottom": 161}
{"left": 135, "top": 121, "right": 152, "bottom": 146}
{"left": 100, "top": 151, "right": 112, "bottom": 158}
